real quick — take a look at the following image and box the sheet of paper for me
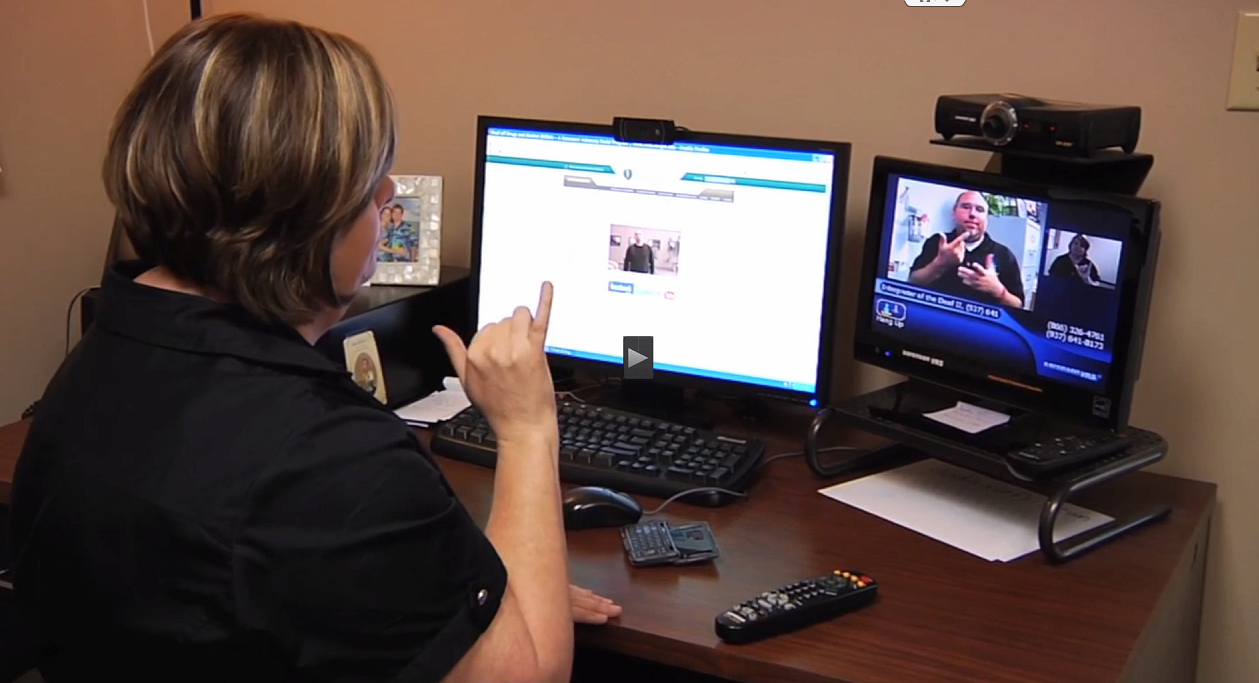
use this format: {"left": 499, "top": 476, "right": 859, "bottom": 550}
{"left": 394, "top": 377, "right": 470, "bottom": 426}
{"left": 923, "top": 400, "right": 1011, "bottom": 434}
{"left": 818, "top": 459, "right": 1113, "bottom": 562}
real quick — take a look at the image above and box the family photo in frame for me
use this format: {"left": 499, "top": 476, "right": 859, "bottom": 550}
{"left": 371, "top": 174, "right": 443, "bottom": 286}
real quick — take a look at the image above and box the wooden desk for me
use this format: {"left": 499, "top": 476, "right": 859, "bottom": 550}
{"left": 0, "top": 412, "right": 1214, "bottom": 683}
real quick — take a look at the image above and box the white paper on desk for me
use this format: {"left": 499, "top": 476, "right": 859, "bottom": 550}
{"left": 394, "top": 377, "right": 470, "bottom": 426}
{"left": 924, "top": 400, "right": 1010, "bottom": 434}
{"left": 818, "top": 460, "right": 1113, "bottom": 562}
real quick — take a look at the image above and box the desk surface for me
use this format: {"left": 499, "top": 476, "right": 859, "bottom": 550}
{"left": 0, "top": 410, "right": 1215, "bottom": 683}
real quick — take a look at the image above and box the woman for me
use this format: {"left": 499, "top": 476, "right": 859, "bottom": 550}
{"left": 8, "top": 13, "right": 616, "bottom": 683}
{"left": 1049, "top": 233, "right": 1103, "bottom": 286}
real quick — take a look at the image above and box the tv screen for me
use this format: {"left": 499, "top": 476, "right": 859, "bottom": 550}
{"left": 855, "top": 156, "right": 1161, "bottom": 429}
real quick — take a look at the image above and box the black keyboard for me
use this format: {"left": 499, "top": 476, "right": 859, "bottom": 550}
{"left": 430, "top": 400, "right": 766, "bottom": 505}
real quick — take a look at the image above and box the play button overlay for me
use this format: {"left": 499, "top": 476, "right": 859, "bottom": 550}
{"left": 623, "top": 336, "right": 654, "bottom": 380}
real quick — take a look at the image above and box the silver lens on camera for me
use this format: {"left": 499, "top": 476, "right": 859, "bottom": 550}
{"left": 980, "top": 101, "right": 1018, "bottom": 146}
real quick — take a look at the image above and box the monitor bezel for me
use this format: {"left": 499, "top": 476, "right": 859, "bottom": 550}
{"left": 853, "top": 155, "right": 1161, "bottom": 431}
{"left": 469, "top": 115, "right": 852, "bottom": 407}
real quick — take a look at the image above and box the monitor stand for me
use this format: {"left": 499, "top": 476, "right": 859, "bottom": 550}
{"left": 811, "top": 380, "right": 1170, "bottom": 564}
{"left": 860, "top": 380, "right": 1042, "bottom": 453}
{"left": 927, "top": 137, "right": 1153, "bottom": 195}
{"left": 588, "top": 380, "right": 718, "bottom": 430}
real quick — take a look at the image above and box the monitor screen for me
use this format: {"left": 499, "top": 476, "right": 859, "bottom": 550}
{"left": 470, "top": 117, "right": 849, "bottom": 404}
{"left": 855, "top": 156, "right": 1161, "bottom": 428}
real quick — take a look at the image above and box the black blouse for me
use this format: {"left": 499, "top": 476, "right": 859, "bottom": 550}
{"left": 9, "top": 262, "right": 506, "bottom": 682}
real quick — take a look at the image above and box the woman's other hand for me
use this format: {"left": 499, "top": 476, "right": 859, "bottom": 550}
{"left": 570, "top": 584, "right": 621, "bottom": 624}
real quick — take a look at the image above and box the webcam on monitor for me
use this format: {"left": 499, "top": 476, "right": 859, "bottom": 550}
{"left": 612, "top": 117, "right": 680, "bottom": 145}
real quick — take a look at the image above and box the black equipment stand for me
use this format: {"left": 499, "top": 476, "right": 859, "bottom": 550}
{"left": 807, "top": 383, "right": 1170, "bottom": 564}
{"left": 806, "top": 139, "right": 1169, "bottom": 564}
{"left": 928, "top": 137, "right": 1154, "bottom": 195}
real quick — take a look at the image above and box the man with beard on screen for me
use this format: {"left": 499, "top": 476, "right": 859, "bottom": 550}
{"left": 908, "top": 190, "right": 1025, "bottom": 309}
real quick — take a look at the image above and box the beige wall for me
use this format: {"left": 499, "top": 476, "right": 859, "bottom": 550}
{"left": 0, "top": 0, "right": 187, "bottom": 415}
{"left": 2, "top": 0, "right": 1257, "bottom": 681}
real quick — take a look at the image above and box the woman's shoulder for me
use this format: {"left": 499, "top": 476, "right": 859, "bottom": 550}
{"left": 243, "top": 383, "right": 448, "bottom": 508}
{"left": 182, "top": 361, "right": 411, "bottom": 449}
{"left": 246, "top": 398, "right": 463, "bottom": 543}
{"left": 281, "top": 380, "right": 422, "bottom": 457}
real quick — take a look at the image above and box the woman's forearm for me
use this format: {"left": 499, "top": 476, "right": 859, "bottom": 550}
{"left": 483, "top": 431, "right": 572, "bottom": 681}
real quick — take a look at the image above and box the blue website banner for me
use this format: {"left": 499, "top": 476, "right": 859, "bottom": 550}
{"left": 679, "top": 172, "right": 825, "bottom": 193}
{"left": 488, "top": 126, "right": 828, "bottom": 163}
{"left": 486, "top": 155, "right": 615, "bottom": 174}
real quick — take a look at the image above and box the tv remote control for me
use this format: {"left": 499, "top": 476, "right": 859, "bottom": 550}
{"left": 714, "top": 570, "right": 878, "bottom": 644}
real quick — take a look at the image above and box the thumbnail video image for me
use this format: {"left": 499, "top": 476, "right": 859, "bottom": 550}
{"left": 608, "top": 224, "right": 681, "bottom": 277}
{"left": 1042, "top": 229, "right": 1123, "bottom": 290}
{"left": 885, "top": 178, "right": 1046, "bottom": 311}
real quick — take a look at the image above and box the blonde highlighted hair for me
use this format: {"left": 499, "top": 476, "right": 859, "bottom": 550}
{"left": 103, "top": 13, "right": 396, "bottom": 326}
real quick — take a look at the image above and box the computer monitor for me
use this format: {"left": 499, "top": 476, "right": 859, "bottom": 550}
{"left": 469, "top": 116, "right": 850, "bottom": 413}
{"left": 854, "top": 156, "right": 1161, "bottom": 431}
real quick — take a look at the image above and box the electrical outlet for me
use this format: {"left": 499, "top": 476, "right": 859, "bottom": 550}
{"left": 1226, "top": 11, "right": 1259, "bottom": 111}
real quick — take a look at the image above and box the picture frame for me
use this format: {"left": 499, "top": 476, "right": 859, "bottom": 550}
{"left": 370, "top": 174, "right": 443, "bottom": 286}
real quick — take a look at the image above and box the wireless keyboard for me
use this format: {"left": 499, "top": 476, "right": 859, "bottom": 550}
{"left": 430, "top": 400, "right": 766, "bottom": 505}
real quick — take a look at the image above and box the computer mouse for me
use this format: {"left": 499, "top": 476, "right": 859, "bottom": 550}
{"left": 562, "top": 485, "right": 643, "bottom": 530}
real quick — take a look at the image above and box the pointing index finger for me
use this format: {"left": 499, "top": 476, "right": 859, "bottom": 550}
{"left": 531, "top": 281, "right": 554, "bottom": 337}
